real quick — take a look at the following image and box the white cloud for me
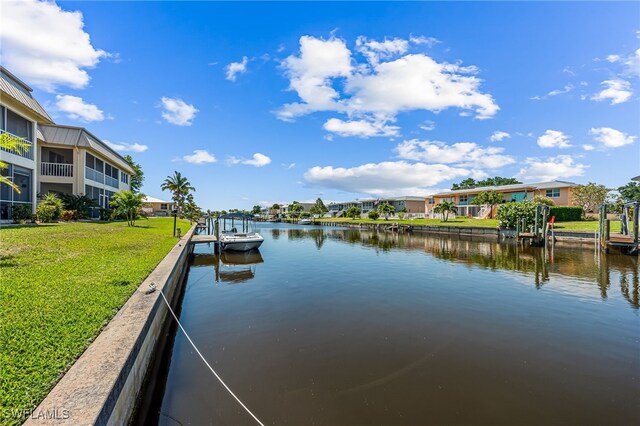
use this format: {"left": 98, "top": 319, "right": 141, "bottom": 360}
{"left": 323, "top": 118, "right": 400, "bottom": 138}
{"left": 276, "top": 35, "right": 499, "bottom": 133}
{"left": 227, "top": 153, "right": 272, "bottom": 167}
{"left": 182, "top": 150, "right": 216, "bottom": 164}
{"left": 160, "top": 97, "right": 198, "bottom": 126}
{"left": 515, "top": 155, "right": 587, "bottom": 181}
{"left": 537, "top": 130, "right": 572, "bottom": 149}
{"left": 582, "top": 144, "right": 595, "bottom": 151}
{"left": 282, "top": 163, "right": 296, "bottom": 169}
{"left": 55, "top": 94, "right": 104, "bottom": 121}
{"left": 531, "top": 84, "right": 574, "bottom": 100}
{"left": 607, "top": 54, "right": 621, "bottom": 63}
{"left": 605, "top": 48, "right": 640, "bottom": 77}
{"left": 490, "top": 131, "right": 510, "bottom": 142}
{"left": 225, "top": 56, "right": 249, "bottom": 81}
{"left": 104, "top": 141, "right": 148, "bottom": 153}
{"left": 409, "top": 35, "right": 441, "bottom": 47}
{"left": 589, "top": 127, "right": 636, "bottom": 148}
{"left": 419, "top": 120, "right": 436, "bottom": 131}
{"left": 591, "top": 79, "right": 633, "bottom": 105}
{"left": 395, "top": 139, "right": 515, "bottom": 169}
{"left": 304, "top": 161, "right": 472, "bottom": 197}
{"left": 1, "top": 0, "right": 107, "bottom": 91}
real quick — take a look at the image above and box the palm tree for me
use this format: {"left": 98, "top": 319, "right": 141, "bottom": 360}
{"left": 434, "top": 201, "right": 457, "bottom": 222}
{"left": 161, "top": 171, "right": 195, "bottom": 215}
{"left": 110, "top": 190, "right": 144, "bottom": 226}
{"left": 0, "top": 132, "right": 30, "bottom": 193}
{"left": 288, "top": 201, "right": 304, "bottom": 218}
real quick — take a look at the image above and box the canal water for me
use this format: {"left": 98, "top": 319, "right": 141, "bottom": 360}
{"left": 147, "top": 223, "right": 639, "bottom": 425}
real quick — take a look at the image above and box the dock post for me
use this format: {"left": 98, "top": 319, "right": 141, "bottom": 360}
{"left": 604, "top": 219, "right": 610, "bottom": 247}
{"left": 634, "top": 201, "right": 639, "bottom": 244}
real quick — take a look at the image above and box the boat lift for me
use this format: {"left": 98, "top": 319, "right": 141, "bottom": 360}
{"left": 599, "top": 201, "right": 639, "bottom": 255}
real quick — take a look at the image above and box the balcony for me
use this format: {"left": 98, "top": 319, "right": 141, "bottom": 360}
{"left": 41, "top": 162, "right": 73, "bottom": 177}
{"left": 0, "top": 130, "right": 33, "bottom": 160}
{"left": 85, "top": 166, "right": 119, "bottom": 189}
{"left": 104, "top": 175, "right": 119, "bottom": 189}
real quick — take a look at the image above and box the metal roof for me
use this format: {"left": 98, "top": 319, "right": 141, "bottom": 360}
{"left": 38, "top": 124, "right": 135, "bottom": 174}
{"left": 143, "top": 196, "right": 173, "bottom": 204}
{"left": 432, "top": 180, "right": 577, "bottom": 197}
{"left": 327, "top": 195, "right": 427, "bottom": 205}
{"left": 0, "top": 66, "right": 53, "bottom": 123}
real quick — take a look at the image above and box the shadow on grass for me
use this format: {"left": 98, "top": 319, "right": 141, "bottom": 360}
{"left": 0, "top": 254, "right": 18, "bottom": 268}
{"left": 0, "top": 224, "right": 58, "bottom": 230}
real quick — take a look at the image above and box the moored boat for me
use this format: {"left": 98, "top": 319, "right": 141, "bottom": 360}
{"left": 217, "top": 213, "right": 264, "bottom": 251}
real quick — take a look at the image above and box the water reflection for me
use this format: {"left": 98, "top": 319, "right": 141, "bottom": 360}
{"left": 267, "top": 226, "right": 639, "bottom": 310}
{"left": 191, "top": 249, "right": 264, "bottom": 284}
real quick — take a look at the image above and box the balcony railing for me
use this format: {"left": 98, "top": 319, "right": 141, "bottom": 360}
{"left": 41, "top": 162, "right": 73, "bottom": 177}
{"left": 0, "top": 130, "right": 33, "bottom": 160}
{"left": 85, "top": 167, "right": 104, "bottom": 184}
{"left": 104, "top": 175, "right": 119, "bottom": 189}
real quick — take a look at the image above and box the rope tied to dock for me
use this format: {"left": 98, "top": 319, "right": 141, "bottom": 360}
{"left": 156, "top": 288, "right": 266, "bottom": 426}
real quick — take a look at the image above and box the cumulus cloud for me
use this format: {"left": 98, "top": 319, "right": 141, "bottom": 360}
{"left": 589, "top": 127, "right": 636, "bottom": 148}
{"left": 537, "top": 130, "right": 572, "bottom": 149}
{"left": 591, "top": 79, "right": 633, "bottom": 105}
{"left": 160, "top": 97, "right": 198, "bottom": 126}
{"left": 395, "top": 139, "right": 515, "bottom": 169}
{"left": 55, "top": 95, "right": 105, "bottom": 121}
{"left": 323, "top": 118, "right": 400, "bottom": 138}
{"left": 605, "top": 48, "right": 640, "bottom": 77}
{"left": 182, "top": 150, "right": 216, "bottom": 164}
{"left": 225, "top": 56, "right": 249, "bottom": 81}
{"left": 105, "top": 141, "right": 148, "bottom": 153}
{"left": 227, "top": 153, "right": 272, "bottom": 167}
{"left": 304, "top": 161, "right": 472, "bottom": 197}
{"left": 276, "top": 35, "right": 498, "bottom": 134}
{"left": 420, "top": 120, "right": 436, "bottom": 131}
{"left": 582, "top": 144, "right": 595, "bottom": 151}
{"left": 489, "top": 131, "right": 510, "bottom": 142}
{"left": 1, "top": 0, "right": 107, "bottom": 91}
{"left": 515, "top": 155, "right": 587, "bottom": 181}
{"left": 409, "top": 35, "right": 441, "bottom": 47}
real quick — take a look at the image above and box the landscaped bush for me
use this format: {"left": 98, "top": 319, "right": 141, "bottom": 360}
{"left": 368, "top": 210, "right": 380, "bottom": 220}
{"left": 534, "top": 195, "right": 555, "bottom": 206}
{"left": 60, "top": 194, "right": 96, "bottom": 219}
{"left": 60, "top": 210, "right": 80, "bottom": 221}
{"left": 497, "top": 200, "right": 536, "bottom": 229}
{"left": 11, "top": 203, "right": 32, "bottom": 223}
{"left": 549, "top": 206, "right": 583, "bottom": 221}
{"left": 36, "top": 194, "right": 63, "bottom": 223}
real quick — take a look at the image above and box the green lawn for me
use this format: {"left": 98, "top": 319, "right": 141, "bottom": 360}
{"left": 0, "top": 218, "right": 190, "bottom": 425}
{"left": 316, "top": 217, "right": 620, "bottom": 232}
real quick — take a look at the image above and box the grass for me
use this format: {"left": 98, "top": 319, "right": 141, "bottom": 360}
{"left": 0, "top": 218, "right": 190, "bottom": 424}
{"left": 315, "top": 217, "right": 621, "bottom": 232}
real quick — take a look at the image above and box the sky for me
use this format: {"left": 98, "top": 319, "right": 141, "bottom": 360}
{"left": 1, "top": 1, "right": 639, "bottom": 210}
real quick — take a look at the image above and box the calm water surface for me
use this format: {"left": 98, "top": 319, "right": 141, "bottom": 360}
{"left": 151, "top": 223, "right": 639, "bottom": 426}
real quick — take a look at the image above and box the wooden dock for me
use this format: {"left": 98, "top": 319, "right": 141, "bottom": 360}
{"left": 191, "top": 235, "right": 218, "bottom": 244}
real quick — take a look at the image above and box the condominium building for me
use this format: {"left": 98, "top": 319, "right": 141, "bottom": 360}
{"left": 327, "top": 196, "right": 426, "bottom": 218}
{"left": 0, "top": 66, "right": 134, "bottom": 221}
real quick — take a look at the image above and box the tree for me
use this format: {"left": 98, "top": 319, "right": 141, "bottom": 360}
{"left": 452, "top": 176, "right": 521, "bottom": 190}
{"left": 36, "top": 193, "right": 63, "bottom": 223}
{"left": 60, "top": 194, "right": 96, "bottom": 219}
{"left": 368, "top": 209, "right": 380, "bottom": 220}
{"left": 572, "top": 182, "right": 610, "bottom": 214}
{"left": 377, "top": 202, "right": 396, "bottom": 220}
{"left": 183, "top": 193, "right": 202, "bottom": 223}
{"left": 110, "top": 190, "right": 144, "bottom": 226}
{"left": 496, "top": 200, "right": 536, "bottom": 229}
{"left": 309, "top": 197, "right": 328, "bottom": 217}
{"left": 288, "top": 201, "right": 304, "bottom": 218}
{"left": 0, "top": 132, "right": 30, "bottom": 193}
{"left": 345, "top": 205, "right": 361, "bottom": 219}
{"left": 252, "top": 205, "right": 262, "bottom": 215}
{"left": 124, "top": 155, "right": 144, "bottom": 193}
{"left": 433, "top": 201, "right": 457, "bottom": 222}
{"left": 618, "top": 181, "right": 640, "bottom": 202}
{"left": 161, "top": 171, "right": 195, "bottom": 216}
{"left": 472, "top": 191, "right": 505, "bottom": 218}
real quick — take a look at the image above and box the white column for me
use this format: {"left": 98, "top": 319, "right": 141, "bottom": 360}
{"left": 32, "top": 121, "right": 38, "bottom": 213}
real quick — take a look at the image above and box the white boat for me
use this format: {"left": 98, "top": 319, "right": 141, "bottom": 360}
{"left": 299, "top": 218, "right": 313, "bottom": 225}
{"left": 217, "top": 213, "right": 264, "bottom": 251}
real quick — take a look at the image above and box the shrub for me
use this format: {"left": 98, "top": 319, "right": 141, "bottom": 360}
{"left": 11, "top": 203, "right": 32, "bottom": 223}
{"left": 549, "top": 206, "right": 583, "bottom": 221}
{"left": 60, "top": 210, "right": 80, "bottom": 221}
{"left": 60, "top": 194, "right": 96, "bottom": 219}
{"left": 368, "top": 210, "right": 380, "bottom": 220}
{"left": 497, "top": 200, "right": 536, "bottom": 229}
{"left": 534, "top": 195, "right": 555, "bottom": 206}
{"left": 36, "top": 193, "right": 63, "bottom": 222}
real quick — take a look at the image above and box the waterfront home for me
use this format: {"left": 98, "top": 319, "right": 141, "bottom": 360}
{"left": 0, "top": 66, "right": 54, "bottom": 220}
{"left": 142, "top": 196, "right": 176, "bottom": 216}
{"left": 426, "top": 180, "right": 578, "bottom": 218}
{"left": 328, "top": 196, "right": 426, "bottom": 218}
{"left": 0, "top": 66, "right": 134, "bottom": 221}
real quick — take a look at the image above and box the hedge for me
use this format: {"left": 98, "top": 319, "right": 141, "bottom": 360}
{"left": 549, "top": 206, "right": 583, "bottom": 221}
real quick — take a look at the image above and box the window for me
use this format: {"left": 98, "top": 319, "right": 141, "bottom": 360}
{"left": 6, "top": 109, "right": 33, "bottom": 141}
{"left": 86, "top": 153, "right": 95, "bottom": 169}
{"left": 121, "top": 173, "right": 129, "bottom": 184}
{"left": 459, "top": 195, "right": 468, "bottom": 205}
{"left": 546, "top": 188, "right": 561, "bottom": 198}
{"left": 160, "top": 203, "right": 168, "bottom": 210}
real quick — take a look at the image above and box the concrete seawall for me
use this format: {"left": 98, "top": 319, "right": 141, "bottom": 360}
{"left": 25, "top": 225, "right": 196, "bottom": 426}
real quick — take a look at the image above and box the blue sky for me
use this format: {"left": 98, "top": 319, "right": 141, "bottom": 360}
{"left": 2, "top": 1, "right": 639, "bottom": 210}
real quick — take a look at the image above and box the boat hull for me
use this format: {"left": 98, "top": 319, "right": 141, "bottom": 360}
{"left": 219, "top": 233, "right": 264, "bottom": 251}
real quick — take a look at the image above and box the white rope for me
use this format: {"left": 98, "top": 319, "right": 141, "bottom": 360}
{"left": 157, "top": 289, "right": 265, "bottom": 426}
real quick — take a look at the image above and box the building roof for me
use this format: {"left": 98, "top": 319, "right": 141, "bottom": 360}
{"left": 0, "top": 66, "right": 54, "bottom": 124}
{"left": 38, "top": 124, "right": 135, "bottom": 174}
{"left": 328, "top": 196, "right": 426, "bottom": 205}
{"left": 143, "top": 196, "right": 173, "bottom": 204}
{"left": 432, "top": 180, "right": 577, "bottom": 197}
